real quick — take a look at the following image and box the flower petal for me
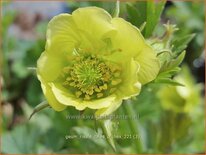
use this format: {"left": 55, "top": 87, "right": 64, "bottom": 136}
{"left": 72, "top": 7, "right": 116, "bottom": 40}
{"left": 37, "top": 51, "right": 66, "bottom": 82}
{"left": 135, "top": 45, "right": 160, "bottom": 84}
{"left": 37, "top": 75, "right": 66, "bottom": 111}
{"left": 118, "top": 58, "right": 141, "bottom": 99}
{"left": 95, "top": 99, "right": 122, "bottom": 117}
{"left": 77, "top": 96, "right": 116, "bottom": 111}
{"left": 46, "top": 13, "right": 78, "bottom": 54}
{"left": 111, "top": 17, "right": 160, "bottom": 84}
{"left": 105, "top": 53, "right": 141, "bottom": 99}
{"left": 50, "top": 83, "right": 116, "bottom": 111}
{"left": 111, "top": 18, "right": 145, "bottom": 57}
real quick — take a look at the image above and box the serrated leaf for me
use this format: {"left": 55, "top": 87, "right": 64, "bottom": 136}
{"left": 160, "top": 51, "right": 186, "bottom": 72}
{"left": 158, "top": 67, "right": 181, "bottom": 79}
{"left": 1, "top": 124, "right": 40, "bottom": 154}
{"left": 155, "top": 78, "right": 184, "bottom": 86}
{"left": 172, "top": 34, "right": 195, "bottom": 55}
{"left": 168, "top": 51, "right": 186, "bottom": 69}
{"left": 72, "top": 126, "right": 108, "bottom": 148}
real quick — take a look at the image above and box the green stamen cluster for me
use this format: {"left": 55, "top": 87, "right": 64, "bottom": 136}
{"left": 62, "top": 55, "right": 122, "bottom": 100}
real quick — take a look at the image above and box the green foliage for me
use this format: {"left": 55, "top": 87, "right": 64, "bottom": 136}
{"left": 165, "top": 1, "right": 205, "bottom": 63}
{"left": 126, "top": 0, "right": 166, "bottom": 38}
{"left": 151, "top": 22, "right": 195, "bottom": 86}
{"left": 157, "top": 111, "right": 192, "bottom": 153}
{"left": 99, "top": 119, "right": 116, "bottom": 151}
{"left": 70, "top": 126, "right": 111, "bottom": 153}
{"left": 172, "top": 34, "right": 195, "bottom": 56}
{"left": 2, "top": 124, "right": 40, "bottom": 154}
{"left": 155, "top": 52, "right": 186, "bottom": 86}
{"left": 26, "top": 76, "right": 43, "bottom": 107}
{"left": 67, "top": 1, "right": 117, "bottom": 15}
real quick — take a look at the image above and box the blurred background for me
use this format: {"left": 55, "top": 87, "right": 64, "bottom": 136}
{"left": 1, "top": 1, "right": 205, "bottom": 154}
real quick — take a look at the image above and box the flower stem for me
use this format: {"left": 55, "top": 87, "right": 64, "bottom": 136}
{"left": 29, "top": 101, "right": 50, "bottom": 120}
{"left": 122, "top": 99, "right": 143, "bottom": 153}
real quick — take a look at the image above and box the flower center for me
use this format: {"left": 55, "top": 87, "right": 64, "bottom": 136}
{"left": 62, "top": 54, "right": 122, "bottom": 100}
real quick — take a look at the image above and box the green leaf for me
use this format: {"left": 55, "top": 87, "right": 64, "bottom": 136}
{"left": 170, "top": 51, "right": 186, "bottom": 68}
{"left": 99, "top": 119, "right": 116, "bottom": 151}
{"left": 156, "top": 51, "right": 185, "bottom": 85}
{"left": 158, "top": 67, "right": 181, "bottom": 79}
{"left": 26, "top": 76, "right": 43, "bottom": 107}
{"left": 155, "top": 0, "right": 166, "bottom": 20}
{"left": 43, "top": 129, "right": 65, "bottom": 151}
{"left": 126, "top": 2, "right": 147, "bottom": 28}
{"left": 1, "top": 124, "right": 40, "bottom": 154}
{"left": 144, "top": 0, "right": 166, "bottom": 37}
{"left": 126, "top": 3, "right": 142, "bottom": 27}
{"left": 155, "top": 78, "right": 184, "bottom": 86}
{"left": 72, "top": 126, "right": 108, "bottom": 148}
{"left": 144, "top": 1, "right": 155, "bottom": 37}
{"left": 158, "top": 111, "right": 192, "bottom": 152}
{"left": 160, "top": 51, "right": 186, "bottom": 72}
{"left": 172, "top": 34, "right": 195, "bottom": 55}
{"left": 126, "top": 1, "right": 166, "bottom": 38}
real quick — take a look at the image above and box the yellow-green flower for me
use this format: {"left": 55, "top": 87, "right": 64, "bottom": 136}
{"left": 37, "top": 7, "right": 160, "bottom": 116}
{"left": 158, "top": 65, "right": 203, "bottom": 113}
